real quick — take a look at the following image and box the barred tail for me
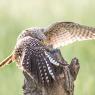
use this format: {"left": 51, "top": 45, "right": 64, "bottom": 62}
{"left": 0, "top": 54, "right": 12, "bottom": 68}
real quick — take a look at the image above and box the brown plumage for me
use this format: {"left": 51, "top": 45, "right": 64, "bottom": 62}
{"left": 44, "top": 22, "right": 95, "bottom": 48}
{"left": 0, "top": 27, "right": 61, "bottom": 86}
{"left": 14, "top": 36, "right": 60, "bottom": 85}
{"left": 0, "top": 21, "right": 95, "bottom": 86}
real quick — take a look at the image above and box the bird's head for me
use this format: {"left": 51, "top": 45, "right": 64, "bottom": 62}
{"left": 17, "top": 27, "right": 46, "bottom": 41}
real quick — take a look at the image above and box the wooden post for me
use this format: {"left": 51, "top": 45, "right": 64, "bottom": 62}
{"left": 22, "top": 50, "right": 80, "bottom": 95}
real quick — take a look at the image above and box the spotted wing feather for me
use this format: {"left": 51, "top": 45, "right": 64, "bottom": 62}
{"left": 18, "top": 37, "right": 60, "bottom": 86}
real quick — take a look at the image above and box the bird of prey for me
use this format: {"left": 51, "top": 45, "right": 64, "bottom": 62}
{"left": 0, "top": 22, "right": 95, "bottom": 86}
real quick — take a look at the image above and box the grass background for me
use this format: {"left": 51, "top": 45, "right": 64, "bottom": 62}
{"left": 0, "top": 0, "right": 95, "bottom": 95}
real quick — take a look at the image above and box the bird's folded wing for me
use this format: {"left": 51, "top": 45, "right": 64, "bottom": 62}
{"left": 19, "top": 37, "right": 60, "bottom": 86}
{"left": 44, "top": 22, "right": 95, "bottom": 48}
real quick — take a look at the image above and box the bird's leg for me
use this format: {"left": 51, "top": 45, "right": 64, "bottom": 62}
{"left": 0, "top": 54, "right": 14, "bottom": 68}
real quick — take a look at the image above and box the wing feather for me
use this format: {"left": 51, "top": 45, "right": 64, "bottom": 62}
{"left": 44, "top": 22, "right": 95, "bottom": 48}
{"left": 19, "top": 37, "right": 60, "bottom": 86}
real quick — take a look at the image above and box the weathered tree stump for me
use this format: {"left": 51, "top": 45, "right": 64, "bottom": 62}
{"left": 22, "top": 49, "right": 80, "bottom": 95}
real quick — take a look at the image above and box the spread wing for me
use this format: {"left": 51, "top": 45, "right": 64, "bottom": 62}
{"left": 44, "top": 22, "right": 95, "bottom": 48}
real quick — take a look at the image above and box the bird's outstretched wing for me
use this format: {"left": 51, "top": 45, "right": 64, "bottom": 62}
{"left": 44, "top": 22, "right": 95, "bottom": 48}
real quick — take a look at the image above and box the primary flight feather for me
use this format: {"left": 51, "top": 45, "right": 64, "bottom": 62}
{"left": 44, "top": 22, "right": 95, "bottom": 48}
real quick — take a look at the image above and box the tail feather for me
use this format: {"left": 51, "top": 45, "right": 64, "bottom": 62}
{"left": 0, "top": 54, "right": 12, "bottom": 68}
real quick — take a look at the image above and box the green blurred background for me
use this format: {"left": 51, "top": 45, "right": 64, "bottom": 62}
{"left": 0, "top": 0, "right": 95, "bottom": 95}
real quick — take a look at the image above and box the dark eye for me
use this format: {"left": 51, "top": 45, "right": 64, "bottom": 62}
{"left": 39, "top": 39, "right": 42, "bottom": 41}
